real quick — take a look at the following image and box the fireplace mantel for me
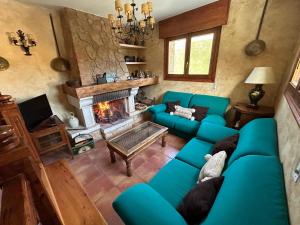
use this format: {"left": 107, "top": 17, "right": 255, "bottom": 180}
{"left": 63, "top": 77, "right": 159, "bottom": 99}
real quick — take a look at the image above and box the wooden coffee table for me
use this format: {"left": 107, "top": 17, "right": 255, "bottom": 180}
{"left": 105, "top": 121, "right": 168, "bottom": 177}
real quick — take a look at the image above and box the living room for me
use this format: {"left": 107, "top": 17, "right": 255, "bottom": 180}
{"left": 0, "top": 0, "right": 299, "bottom": 224}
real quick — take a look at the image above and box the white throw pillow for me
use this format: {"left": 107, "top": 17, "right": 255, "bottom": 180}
{"left": 170, "top": 106, "right": 195, "bottom": 120}
{"left": 198, "top": 151, "right": 227, "bottom": 183}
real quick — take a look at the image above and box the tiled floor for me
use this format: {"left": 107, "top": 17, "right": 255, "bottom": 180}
{"left": 66, "top": 134, "right": 186, "bottom": 225}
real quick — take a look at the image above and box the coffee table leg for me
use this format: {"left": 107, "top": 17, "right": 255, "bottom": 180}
{"left": 109, "top": 150, "right": 116, "bottom": 163}
{"left": 162, "top": 135, "right": 167, "bottom": 147}
{"left": 125, "top": 160, "right": 132, "bottom": 177}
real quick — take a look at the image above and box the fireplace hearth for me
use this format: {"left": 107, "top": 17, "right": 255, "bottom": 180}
{"left": 66, "top": 87, "right": 147, "bottom": 140}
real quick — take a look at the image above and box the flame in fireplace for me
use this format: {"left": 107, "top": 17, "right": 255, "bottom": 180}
{"left": 96, "top": 101, "right": 112, "bottom": 117}
{"left": 93, "top": 99, "right": 128, "bottom": 124}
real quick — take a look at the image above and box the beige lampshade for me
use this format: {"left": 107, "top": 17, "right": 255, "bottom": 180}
{"left": 245, "top": 67, "right": 276, "bottom": 84}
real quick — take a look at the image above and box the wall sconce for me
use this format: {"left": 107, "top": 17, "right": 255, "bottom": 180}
{"left": 0, "top": 56, "right": 9, "bottom": 71}
{"left": 9, "top": 30, "right": 37, "bottom": 56}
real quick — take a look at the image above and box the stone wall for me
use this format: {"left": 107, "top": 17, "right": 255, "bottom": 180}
{"left": 142, "top": 0, "right": 300, "bottom": 107}
{"left": 0, "top": 0, "right": 72, "bottom": 120}
{"left": 61, "top": 8, "right": 130, "bottom": 86}
{"left": 275, "top": 34, "right": 300, "bottom": 225}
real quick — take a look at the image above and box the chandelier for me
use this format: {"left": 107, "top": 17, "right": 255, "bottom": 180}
{"left": 108, "top": 0, "right": 155, "bottom": 46}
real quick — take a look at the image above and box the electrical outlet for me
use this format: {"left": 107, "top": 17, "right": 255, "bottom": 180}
{"left": 292, "top": 162, "right": 300, "bottom": 183}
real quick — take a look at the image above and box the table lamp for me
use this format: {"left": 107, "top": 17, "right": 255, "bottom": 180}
{"left": 244, "top": 67, "right": 276, "bottom": 108}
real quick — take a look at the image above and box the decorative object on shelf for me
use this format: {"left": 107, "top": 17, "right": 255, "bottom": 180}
{"left": 0, "top": 92, "right": 12, "bottom": 105}
{"left": 108, "top": 0, "right": 155, "bottom": 45}
{"left": 124, "top": 55, "right": 136, "bottom": 62}
{"left": 9, "top": 30, "right": 37, "bottom": 56}
{"left": 135, "top": 102, "right": 148, "bottom": 111}
{"left": 68, "top": 112, "right": 79, "bottom": 129}
{"left": 135, "top": 88, "right": 155, "bottom": 106}
{"left": 71, "top": 134, "right": 95, "bottom": 155}
{"left": 245, "top": 67, "right": 276, "bottom": 108}
{"left": 49, "top": 14, "right": 71, "bottom": 72}
{"left": 245, "top": 0, "right": 269, "bottom": 56}
{"left": 0, "top": 56, "right": 9, "bottom": 71}
{"left": 94, "top": 72, "right": 119, "bottom": 84}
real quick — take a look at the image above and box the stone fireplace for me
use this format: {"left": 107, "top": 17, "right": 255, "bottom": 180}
{"left": 66, "top": 87, "right": 145, "bottom": 140}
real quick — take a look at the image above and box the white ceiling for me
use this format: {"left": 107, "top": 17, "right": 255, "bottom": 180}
{"left": 17, "top": 0, "right": 217, "bottom": 21}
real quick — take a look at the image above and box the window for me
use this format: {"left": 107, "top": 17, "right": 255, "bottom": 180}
{"left": 164, "top": 27, "right": 221, "bottom": 82}
{"left": 285, "top": 48, "right": 300, "bottom": 126}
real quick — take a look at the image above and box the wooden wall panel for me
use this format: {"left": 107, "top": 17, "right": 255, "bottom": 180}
{"left": 159, "top": 0, "right": 230, "bottom": 38}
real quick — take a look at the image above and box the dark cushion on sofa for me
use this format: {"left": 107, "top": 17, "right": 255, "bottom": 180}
{"left": 177, "top": 176, "right": 224, "bottom": 225}
{"left": 212, "top": 134, "right": 239, "bottom": 158}
{"left": 176, "top": 138, "right": 213, "bottom": 169}
{"left": 165, "top": 101, "right": 180, "bottom": 113}
{"left": 192, "top": 105, "right": 209, "bottom": 122}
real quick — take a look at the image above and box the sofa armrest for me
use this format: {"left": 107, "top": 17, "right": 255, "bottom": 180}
{"left": 197, "top": 122, "right": 239, "bottom": 143}
{"left": 113, "top": 183, "right": 187, "bottom": 225}
{"left": 148, "top": 104, "right": 166, "bottom": 114}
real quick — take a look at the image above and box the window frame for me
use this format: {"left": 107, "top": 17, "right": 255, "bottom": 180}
{"left": 164, "top": 27, "right": 221, "bottom": 82}
{"left": 284, "top": 47, "right": 300, "bottom": 126}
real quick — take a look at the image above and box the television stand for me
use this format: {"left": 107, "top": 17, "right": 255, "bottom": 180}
{"left": 30, "top": 115, "right": 73, "bottom": 158}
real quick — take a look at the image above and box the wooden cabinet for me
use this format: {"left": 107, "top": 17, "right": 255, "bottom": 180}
{"left": 30, "top": 116, "right": 73, "bottom": 157}
{"left": 0, "top": 102, "right": 39, "bottom": 160}
{"left": 233, "top": 103, "right": 275, "bottom": 129}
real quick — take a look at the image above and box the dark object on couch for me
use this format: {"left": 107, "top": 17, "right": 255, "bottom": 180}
{"left": 177, "top": 176, "right": 224, "bottom": 225}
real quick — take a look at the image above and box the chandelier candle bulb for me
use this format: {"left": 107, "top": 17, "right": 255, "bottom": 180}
{"left": 108, "top": 14, "right": 115, "bottom": 23}
{"left": 115, "top": 0, "right": 123, "bottom": 11}
{"left": 147, "top": 1, "right": 153, "bottom": 12}
{"left": 141, "top": 3, "right": 149, "bottom": 14}
{"left": 124, "top": 3, "right": 131, "bottom": 14}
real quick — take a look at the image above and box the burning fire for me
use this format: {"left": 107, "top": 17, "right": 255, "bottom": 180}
{"left": 95, "top": 101, "right": 112, "bottom": 118}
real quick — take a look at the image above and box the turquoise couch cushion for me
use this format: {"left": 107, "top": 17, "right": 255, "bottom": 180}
{"left": 155, "top": 112, "right": 181, "bottom": 128}
{"left": 201, "top": 114, "right": 226, "bottom": 126}
{"left": 113, "top": 183, "right": 188, "bottom": 225}
{"left": 189, "top": 94, "right": 229, "bottom": 116}
{"left": 176, "top": 138, "right": 213, "bottom": 169}
{"left": 202, "top": 155, "right": 289, "bottom": 225}
{"left": 197, "top": 122, "right": 239, "bottom": 143}
{"left": 228, "top": 118, "right": 278, "bottom": 166}
{"left": 174, "top": 118, "right": 200, "bottom": 135}
{"left": 162, "top": 91, "right": 193, "bottom": 108}
{"left": 149, "top": 159, "right": 199, "bottom": 208}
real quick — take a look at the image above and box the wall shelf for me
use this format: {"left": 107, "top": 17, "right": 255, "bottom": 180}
{"left": 125, "top": 62, "right": 146, "bottom": 65}
{"left": 119, "top": 43, "right": 146, "bottom": 49}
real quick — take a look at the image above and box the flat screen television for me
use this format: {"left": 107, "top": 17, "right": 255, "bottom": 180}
{"left": 18, "top": 94, "right": 53, "bottom": 131}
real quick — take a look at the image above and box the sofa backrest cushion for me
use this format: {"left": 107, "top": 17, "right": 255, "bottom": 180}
{"left": 228, "top": 118, "right": 278, "bottom": 166}
{"left": 201, "top": 155, "right": 289, "bottom": 225}
{"left": 162, "top": 91, "right": 193, "bottom": 108}
{"left": 188, "top": 94, "right": 230, "bottom": 116}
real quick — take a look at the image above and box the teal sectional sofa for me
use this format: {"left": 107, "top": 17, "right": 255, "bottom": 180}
{"left": 148, "top": 91, "right": 230, "bottom": 138}
{"left": 113, "top": 118, "right": 290, "bottom": 225}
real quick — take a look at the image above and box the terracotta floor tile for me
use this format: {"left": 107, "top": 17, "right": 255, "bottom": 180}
{"left": 64, "top": 133, "right": 186, "bottom": 225}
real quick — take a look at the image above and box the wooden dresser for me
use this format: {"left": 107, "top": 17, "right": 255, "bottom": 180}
{"left": 0, "top": 99, "right": 107, "bottom": 225}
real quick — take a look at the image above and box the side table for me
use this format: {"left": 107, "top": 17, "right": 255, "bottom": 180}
{"left": 233, "top": 103, "right": 274, "bottom": 129}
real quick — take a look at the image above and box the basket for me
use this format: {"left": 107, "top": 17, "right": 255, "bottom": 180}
{"left": 71, "top": 134, "right": 95, "bottom": 155}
